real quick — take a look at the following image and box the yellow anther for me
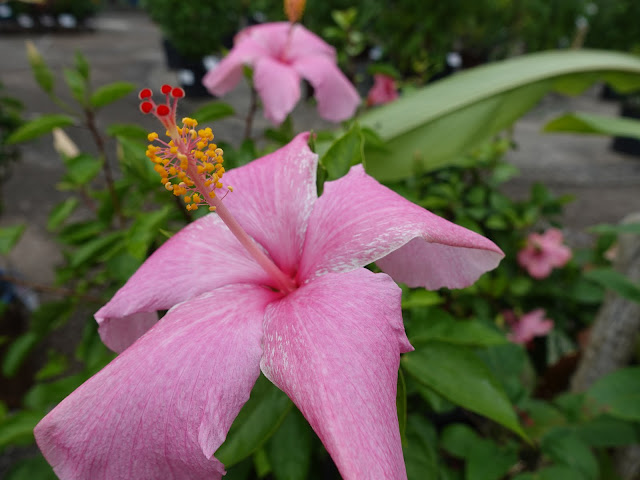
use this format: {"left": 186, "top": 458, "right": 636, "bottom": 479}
{"left": 197, "top": 165, "right": 204, "bottom": 174}
{"left": 192, "top": 193, "right": 201, "bottom": 203}
{"left": 205, "top": 179, "right": 212, "bottom": 186}
{"left": 186, "top": 204, "right": 192, "bottom": 211}
{"left": 177, "top": 153, "right": 187, "bottom": 162}
{"left": 216, "top": 182, "right": 223, "bottom": 189}
{"left": 227, "top": 186, "right": 234, "bottom": 192}
{"left": 170, "top": 146, "right": 178, "bottom": 154}
{"left": 215, "top": 148, "right": 223, "bottom": 155}
{"left": 209, "top": 191, "right": 216, "bottom": 198}
{"left": 209, "top": 206, "right": 217, "bottom": 212}
{"left": 147, "top": 132, "right": 159, "bottom": 142}
{"left": 169, "top": 167, "right": 177, "bottom": 175}
{"left": 190, "top": 130, "right": 198, "bottom": 140}
{"left": 197, "top": 141, "right": 207, "bottom": 150}
{"left": 184, "top": 196, "right": 191, "bottom": 203}
{"left": 205, "top": 163, "right": 214, "bottom": 172}
{"left": 182, "top": 117, "right": 198, "bottom": 127}
{"left": 192, "top": 204, "right": 199, "bottom": 210}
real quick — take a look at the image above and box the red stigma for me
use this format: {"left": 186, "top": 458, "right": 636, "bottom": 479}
{"left": 138, "top": 88, "right": 152, "bottom": 99}
{"left": 156, "top": 105, "right": 170, "bottom": 116}
{"left": 140, "top": 101, "right": 154, "bottom": 114}
{"left": 161, "top": 84, "right": 172, "bottom": 95}
{"left": 171, "top": 87, "right": 185, "bottom": 98}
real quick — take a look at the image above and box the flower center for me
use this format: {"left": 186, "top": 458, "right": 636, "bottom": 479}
{"left": 139, "top": 85, "right": 297, "bottom": 294}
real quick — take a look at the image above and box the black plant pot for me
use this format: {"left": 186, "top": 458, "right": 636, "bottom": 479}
{"left": 611, "top": 103, "right": 640, "bottom": 157}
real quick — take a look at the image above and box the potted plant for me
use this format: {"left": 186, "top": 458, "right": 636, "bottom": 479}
{"left": 141, "top": 0, "right": 246, "bottom": 96}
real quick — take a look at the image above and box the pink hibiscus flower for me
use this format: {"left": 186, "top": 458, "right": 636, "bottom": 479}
{"left": 202, "top": 22, "right": 360, "bottom": 125}
{"left": 34, "top": 87, "right": 503, "bottom": 480}
{"left": 507, "top": 309, "right": 554, "bottom": 345}
{"left": 367, "top": 73, "right": 399, "bottom": 106}
{"left": 517, "top": 228, "right": 572, "bottom": 279}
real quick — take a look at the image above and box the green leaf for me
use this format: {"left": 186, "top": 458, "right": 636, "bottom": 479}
{"left": 47, "top": 198, "right": 79, "bottom": 231}
{"left": 407, "top": 308, "right": 506, "bottom": 347}
{"left": 584, "top": 268, "right": 640, "bottom": 303}
{"left": 266, "top": 409, "right": 312, "bottom": 480}
{"left": 588, "top": 222, "right": 640, "bottom": 235}
{"left": 4, "top": 455, "right": 57, "bottom": 480}
{"left": 402, "top": 342, "right": 526, "bottom": 439}
{"left": 75, "top": 51, "right": 90, "bottom": 80}
{"left": 107, "top": 123, "right": 149, "bottom": 142}
{"left": 61, "top": 154, "right": 102, "bottom": 187}
{"left": 540, "top": 428, "right": 599, "bottom": 480}
{"left": 544, "top": 112, "right": 640, "bottom": 140}
{"left": 2, "top": 332, "right": 39, "bottom": 378}
{"left": 90, "top": 82, "right": 135, "bottom": 109}
{"left": 0, "top": 224, "right": 26, "bottom": 255}
{"left": 0, "top": 411, "right": 43, "bottom": 449}
{"left": 401, "top": 290, "right": 443, "bottom": 309}
{"left": 26, "top": 41, "right": 54, "bottom": 94}
{"left": 68, "top": 231, "right": 124, "bottom": 268}
{"left": 35, "top": 351, "right": 69, "bottom": 381}
{"left": 58, "top": 220, "right": 108, "bottom": 245}
{"left": 403, "top": 415, "right": 439, "bottom": 480}
{"left": 587, "top": 367, "right": 640, "bottom": 421}
{"left": 359, "top": 50, "right": 640, "bottom": 180}
{"left": 6, "top": 114, "right": 75, "bottom": 144}
{"left": 320, "top": 123, "right": 364, "bottom": 181}
{"left": 571, "top": 416, "right": 640, "bottom": 447}
{"left": 513, "top": 465, "right": 585, "bottom": 480}
{"left": 63, "top": 68, "right": 87, "bottom": 104}
{"left": 397, "top": 368, "right": 407, "bottom": 445}
{"left": 216, "top": 374, "right": 292, "bottom": 467}
{"left": 191, "top": 101, "right": 235, "bottom": 123}
{"left": 126, "top": 207, "right": 171, "bottom": 260}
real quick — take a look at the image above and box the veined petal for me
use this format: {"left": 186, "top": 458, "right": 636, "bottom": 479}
{"left": 253, "top": 57, "right": 301, "bottom": 125}
{"left": 36, "top": 284, "right": 279, "bottom": 480}
{"left": 223, "top": 133, "right": 318, "bottom": 277}
{"left": 285, "top": 23, "right": 336, "bottom": 61}
{"left": 298, "top": 165, "right": 504, "bottom": 289}
{"left": 95, "top": 214, "right": 271, "bottom": 352}
{"left": 261, "top": 269, "right": 411, "bottom": 480}
{"left": 202, "top": 38, "right": 268, "bottom": 96}
{"left": 293, "top": 54, "right": 360, "bottom": 122}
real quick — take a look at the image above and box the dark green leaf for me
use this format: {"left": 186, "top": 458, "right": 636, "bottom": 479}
{"left": 0, "top": 224, "right": 26, "bottom": 255}
{"left": 401, "top": 290, "right": 443, "bottom": 309}
{"left": 47, "top": 198, "right": 79, "bottom": 231}
{"left": 513, "top": 465, "right": 585, "bottom": 480}
{"left": 320, "top": 122, "right": 364, "bottom": 181}
{"left": 408, "top": 309, "right": 507, "bottom": 347}
{"left": 359, "top": 50, "right": 640, "bottom": 180}
{"left": 4, "top": 455, "right": 57, "bottom": 480}
{"left": 397, "top": 368, "right": 407, "bottom": 445}
{"left": 35, "top": 351, "right": 69, "bottom": 381}
{"left": 571, "top": 416, "right": 640, "bottom": 447}
{"left": 126, "top": 207, "right": 171, "bottom": 260}
{"left": 587, "top": 367, "right": 640, "bottom": 421}
{"left": 541, "top": 428, "right": 599, "bottom": 480}
{"left": 61, "top": 154, "right": 102, "bottom": 186}
{"left": 266, "top": 409, "right": 312, "bottom": 480}
{"left": 403, "top": 415, "right": 439, "bottom": 480}
{"left": 90, "top": 82, "right": 135, "bottom": 109}
{"left": 216, "top": 375, "right": 292, "bottom": 467}
{"left": 58, "top": 220, "right": 108, "bottom": 245}
{"left": 107, "top": 123, "right": 149, "bottom": 142}
{"left": 584, "top": 268, "right": 640, "bottom": 303}
{"left": 402, "top": 342, "right": 526, "bottom": 438}
{"left": 6, "top": 114, "right": 75, "bottom": 144}
{"left": 68, "top": 231, "right": 124, "bottom": 268}
{"left": 544, "top": 112, "right": 640, "bottom": 140}
{"left": 191, "top": 101, "right": 235, "bottom": 123}
{"left": 2, "top": 332, "right": 39, "bottom": 378}
{"left": 0, "top": 411, "right": 43, "bottom": 449}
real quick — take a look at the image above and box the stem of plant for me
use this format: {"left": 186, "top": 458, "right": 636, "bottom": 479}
{"left": 243, "top": 86, "right": 258, "bottom": 141}
{"left": 85, "top": 108, "right": 125, "bottom": 227}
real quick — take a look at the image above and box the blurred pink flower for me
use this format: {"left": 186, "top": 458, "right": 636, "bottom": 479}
{"left": 517, "top": 228, "right": 572, "bottom": 279}
{"left": 507, "top": 309, "right": 554, "bottom": 344}
{"left": 202, "top": 22, "right": 360, "bottom": 125}
{"left": 34, "top": 132, "right": 504, "bottom": 480}
{"left": 367, "top": 74, "right": 399, "bottom": 106}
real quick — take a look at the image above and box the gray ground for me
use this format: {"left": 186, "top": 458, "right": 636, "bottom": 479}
{"left": 1, "top": 9, "right": 640, "bottom": 471}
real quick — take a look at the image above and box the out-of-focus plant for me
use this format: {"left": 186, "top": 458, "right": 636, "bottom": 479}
{"left": 0, "top": 81, "right": 23, "bottom": 212}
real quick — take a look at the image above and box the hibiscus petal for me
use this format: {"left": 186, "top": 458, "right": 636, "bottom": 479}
{"left": 286, "top": 23, "right": 336, "bottom": 60}
{"left": 298, "top": 165, "right": 504, "bottom": 289}
{"left": 95, "top": 214, "right": 271, "bottom": 352}
{"left": 36, "top": 284, "right": 279, "bottom": 480}
{"left": 293, "top": 54, "right": 361, "bottom": 122}
{"left": 223, "top": 133, "right": 317, "bottom": 278}
{"left": 202, "top": 38, "right": 268, "bottom": 96}
{"left": 253, "top": 57, "right": 301, "bottom": 124}
{"left": 261, "top": 269, "right": 411, "bottom": 480}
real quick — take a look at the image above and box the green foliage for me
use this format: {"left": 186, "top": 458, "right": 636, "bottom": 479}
{"left": 6, "top": 114, "right": 75, "bottom": 145}
{"left": 359, "top": 50, "right": 640, "bottom": 181}
{"left": 0, "top": 224, "right": 25, "bottom": 254}
{"left": 545, "top": 112, "right": 640, "bottom": 140}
